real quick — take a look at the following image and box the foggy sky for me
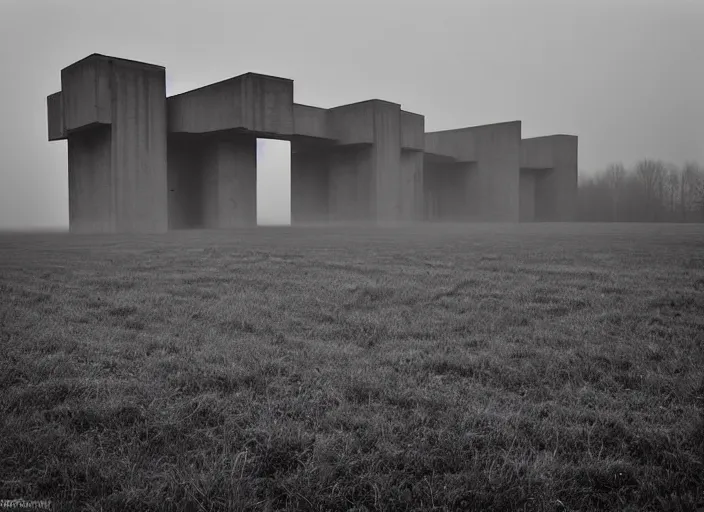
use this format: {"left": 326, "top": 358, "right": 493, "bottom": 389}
{"left": 1, "top": 0, "right": 702, "bottom": 229}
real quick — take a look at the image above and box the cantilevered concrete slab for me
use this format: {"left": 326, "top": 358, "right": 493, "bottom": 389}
{"left": 48, "top": 54, "right": 168, "bottom": 234}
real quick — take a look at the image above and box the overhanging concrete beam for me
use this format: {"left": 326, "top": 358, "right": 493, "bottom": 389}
{"left": 167, "top": 73, "right": 294, "bottom": 137}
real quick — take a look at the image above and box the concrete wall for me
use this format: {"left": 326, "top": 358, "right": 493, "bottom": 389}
{"left": 425, "top": 128, "right": 476, "bottom": 162}
{"left": 519, "top": 169, "right": 535, "bottom": 222}
{"left": 328, "top": 145, "right": 373, "bottom": 222}
{"left": 423, "top": 161, "right": 475, "bottom": 221}
{"left": 400, "top": 150, "right": 424, "bottom": 221}
{"left": 372, "top": 101, "right": 402, "bottom": 223}
{"left": 201, "top": 134, "right": 257, "bottom": 228}
{"left": 110, "top": 59, "right": 169, "bottom": 233}
{"left": 401, "top": 111, "right": 424, "bottom": 151}
{"left": 293, "top": 104, "right": 330, "bottom": 139}
{"left": 328, "top": 101, "right": 375, "bottom": 145}
{"left": 534, "top": 135, "right": 578, "bottom": 221}
{"left": 521, "top": 137, "right": 554, "bottom": 169}
{"left": 58, "top": 55, "right": 169, "bottom": 234}
{"left": 291, "top": 149, "right": 330, "bottom": 224}
{"left": 61, "top": 55, "right": 111, "bottom": 132}
{"left": 168, "top": 73, "right": 294, "bottom": 137}
{"left": 471, "top": 121, "right": 522, "bottom": 221}
{"left": 47, "top": 92, "right": 66, "bottom": 141}
{"left": 424, "top": 122, "right": 521, "bottom": 221}
{"left": 67, "top": 125, "right": 113, "bottom": 233}
{"left": 167, "top": 135, "right": 203, "bottom": 229}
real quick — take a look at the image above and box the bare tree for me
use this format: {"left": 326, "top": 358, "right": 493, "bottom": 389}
{"left": 604, "top": 163, "right": 626, "bottom": 221}
{"left": 634, "top": 159, "right": 667, "bottom": 221}
{"left": 682, "top": 162, "right": 704, "bottom": 221}
{"left": 664, "top": 164, "right": 680, "bottom": 220}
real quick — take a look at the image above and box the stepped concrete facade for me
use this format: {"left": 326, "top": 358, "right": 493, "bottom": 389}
{"left": 48, "top": 54, "right": 578, "bottom": 233}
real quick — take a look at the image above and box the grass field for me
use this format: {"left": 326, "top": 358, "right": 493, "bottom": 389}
{"left": 1, "top": 223, "right": 703, "bottom": 511}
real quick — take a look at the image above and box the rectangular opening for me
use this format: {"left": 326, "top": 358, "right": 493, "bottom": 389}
{"left": 257, "top": 139, "right": 291, "bottom": 226}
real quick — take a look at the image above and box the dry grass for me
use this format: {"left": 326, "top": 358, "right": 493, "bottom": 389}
{"left": 1, "top": 223, "right": 703, "bottom": 511}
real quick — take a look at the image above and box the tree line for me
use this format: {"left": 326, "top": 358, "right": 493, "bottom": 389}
{"left": 578, "top": 160, "right": 704, "bottom": 222}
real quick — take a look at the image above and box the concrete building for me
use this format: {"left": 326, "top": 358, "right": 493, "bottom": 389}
{"left": 47, "top": 54, "right": 578, "bottom": 233}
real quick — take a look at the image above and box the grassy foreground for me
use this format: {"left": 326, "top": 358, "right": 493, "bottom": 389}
{"left": 1, "top": 223, "right": 703, "bottom": 511}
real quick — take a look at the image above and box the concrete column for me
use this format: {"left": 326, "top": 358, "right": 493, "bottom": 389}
{"left": 54, "top": 54, "right": 168, "bottom": 234}
{"left": 400, "top": 150, "right": 424, "bottom": 221}
{"left": 202, "top": 134, "right": 257, "bottom": 228}
{"left": 167, "top": 134, "right": 203, "bottom": 229}
{"left": 534, "top": 135, "right": 579, "bottom": 221}
{"left": 472, "top": 122, "right": 521, "bottom": 222}
{"left": 291, "top": 149, "right": 330, "bottom": 224}
{"left": 67, "top": 125, "right": 113, "bottom": 233}
{"left": 519, "top": 169, "right": 536, "bottom": 222}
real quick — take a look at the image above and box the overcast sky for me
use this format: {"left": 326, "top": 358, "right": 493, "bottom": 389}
{"left": 0, "top": 0, "right": 702, "bottom": 228}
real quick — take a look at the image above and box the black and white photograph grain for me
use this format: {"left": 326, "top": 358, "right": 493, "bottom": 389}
{"left": 1, "top": 0, "right": 703, "bottom": 510}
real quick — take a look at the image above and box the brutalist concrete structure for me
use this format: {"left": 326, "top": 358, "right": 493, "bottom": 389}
{"left": 47, "top": 54, "right": 578, "bottom": 233}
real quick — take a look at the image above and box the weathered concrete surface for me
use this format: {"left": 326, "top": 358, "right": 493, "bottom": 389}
{"left": 47, "top": 92, "right": 66, "bottom": 141}
{"left": 167, "top": 134, "right": 203, "bottom": 229}
{"left": 110, "top": 59, "right": 168, "bottom": 233}
{"left": 291, "top": 149, "right": 329, "bottom": 224}
{"left": 401, "top": 111, "right": 424, "bottom": 151}
{"left": 61, "top": 55, "right": 111, "bottom": 132}
{"left": 424, "top": 121, "right": 521, "bottom": 221}
{"left": 424, "top": 128, "right": 476, "bottom": 162}
{"left": 201, "top": 134, "right": 257, "bottom": 228}
{"left": 57, "top": 54, "right": 168, "bottom": 234}
{"left": 532, "top": 135, "right": 578, "bottom": 221}
{"left": 519, "top": 169, "right": 536, "bottom": 222}
{"left": 292, "top": 104, "right": 331, "bottom": 140}
{"left": 400, "top": 150, "right": 424, "bottom": 221}
{"left": 49, "top": 53, "right": 579, "bottom": 230}
{"left": 423, "top": 161, "right": 476, "bottom": 221}
{"left": 67, "top": 125, "right": 113, "bottom": 233}
{"left": 168, "top": 73, "right": 294, "bottom": 137}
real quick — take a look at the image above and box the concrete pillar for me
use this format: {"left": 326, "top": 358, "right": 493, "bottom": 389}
{"left": 201, "top": 134, "right": 257, "bottom": 228}
{"left": 167, "top": 134, "right": 203, "bottom": 229}
{"left": 52, "top": 54, "right": 168, "bottom": 234}
{"left": 471, "top": 122, "right": 521, "bottom": 222}
{"left": 519, "top": 169, "right": 535, "bottom": 222}
{"left": 326, "top": 100, "right": 418, "bottom": 224}
{"left": 533, "top": 135, "right": 579, "bottom": 221}
{"left": 424, "top": 121, "right": 522, "bottom": 222}
{"left": 291, "top": 149, "right": 330, "bottom": 224}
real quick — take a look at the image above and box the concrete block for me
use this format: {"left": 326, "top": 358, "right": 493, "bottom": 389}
{"left": 110, "top": 59, "right": 169, "bottom": 233}
{"left": 67, "top": 125, "right": 114, "bottom": 233}
{"left": 291, "top": 149, "right": 330, "bottom": 224}
{"left": 534, "top": 135, "right": 578, "bottom": 221}
{"left": 372, "top": 101, "right": 402, "bottom": 223}
{"left": 423, "top": 161, "right": 476, "bottom": 221}
{"left": 400, "top": 150, "right": 424, "bottom": 221}
{"left": 61, "top": 54, "right": 112, "bottom": 132}
{"left": 60, "top": 54, "right": 169, "bottom": 234}
{"left": 47, "top": 92, "right": 66, "bottom": 141}
{"left": 469, "top": 121, "right": 522, "bottom": 222}
{"left": 521, "top": 137, "right": 554, "bottom": 169}
{"left": 519, "top": 169, "right": 535, "bottom": 222}
{"left": 401, "top": 111, "right": 424, "bottom": 151}
{"left": 167, "top": 134, "right": 204, "bottom": 229}
{"left": 202, "top": 134, "right": 257, "bottom": 228}
{"left": 328, "top": 145, "right": 375, "bottom": 222}
{"left": 292, "top": 104, "right": 330, "bottom": 139}
{"left": 167, "top": 73, "right": 294, "bottom": 137}
{"left": 327, "top": 101, "right": 376, "bottom": 145}
{"left": 424, "top": 128, "right": 476, "bottom": 162}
